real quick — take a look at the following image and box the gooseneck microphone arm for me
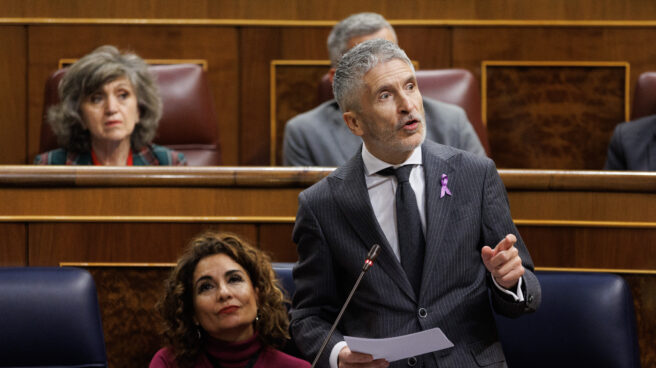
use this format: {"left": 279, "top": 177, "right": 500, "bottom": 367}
{"left": 310, "top": 244, "right": 381, "bottom": 368}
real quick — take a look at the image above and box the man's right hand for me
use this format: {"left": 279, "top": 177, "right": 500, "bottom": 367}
{"left": 338, "top": 346, "right": 389, "bottom": 368}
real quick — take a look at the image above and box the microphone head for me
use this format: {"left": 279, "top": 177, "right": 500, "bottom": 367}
{"left": 367, "top": 244, "right": 381, "bottom": 262}
{"left": 362, "top": 244, "right": 381, "bottom": 272}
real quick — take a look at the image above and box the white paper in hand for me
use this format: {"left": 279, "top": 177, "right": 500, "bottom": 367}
{"left": 344, "top": 327, "right": 453, "bottom": 362}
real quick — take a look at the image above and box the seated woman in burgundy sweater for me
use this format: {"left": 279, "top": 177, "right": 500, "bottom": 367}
{"left": 150, "top": 232, "right": 310, "bottom": 368}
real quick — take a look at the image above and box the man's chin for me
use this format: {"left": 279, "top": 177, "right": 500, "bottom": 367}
{"left": 404, "top": 127, "right": 426, "bottom": 147}
{"left": 397, "top": 136, "right": 424, "bottom": 153}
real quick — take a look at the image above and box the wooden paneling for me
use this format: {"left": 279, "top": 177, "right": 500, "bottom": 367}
{"left": 396, "top": 27, "right": 452, "bottom": 70}
{"left": 84, "top": 266, "right": 170, "bottom": 368}
{"left": 522, "top": 226, "right": 656, "bottom": 270}
{"left": 240, "top": 27, "right": 330, "bottom": 165}
{"left": 0, "top": 223, "right": 26, "bottom": 266}
{"left": 28, "top": 223, "right": 258, "bottom": 266}
{"left": 271, "top": 62, "right": 331, "bottom": 165}
{"left": 26, "top": 25, "right": 239, "bottom": 164}
{"left": 0, "top": 166, "right": 652, "bottom": 267}
{"left": 626, "top": 275, "right": 656, "bottom": 368}
{"left": 258, "top": 223, "right": 297, "bottom": 262}
{"left": 452, "top": 27, "right": 656, "bottom": 108}
{"left": 0, "top": 26, "right": 26, "bottom": 164}
{"left": 239, "top": 28, "right": 283, "bottom": 166}
{"left": 4, "top": 0, "right": 656, "bottom": 21}
{"left": 484, "top": 63, "right": 627, "bottom": 169}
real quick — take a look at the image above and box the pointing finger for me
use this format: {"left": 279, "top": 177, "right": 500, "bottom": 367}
{"left": 494, "top": 234, "right": 517, "bottom": 253}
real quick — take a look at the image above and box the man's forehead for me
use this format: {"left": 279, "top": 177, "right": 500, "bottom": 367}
{"left": 363, "top": 59, "right": 415, "bottom": 90}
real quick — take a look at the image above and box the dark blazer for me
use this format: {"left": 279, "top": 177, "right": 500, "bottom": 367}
{"left": 290, "top": 140, "right": 541, "bottom": 368}
{"left": 604, "top": 115, "right": 656, "bottom": 170}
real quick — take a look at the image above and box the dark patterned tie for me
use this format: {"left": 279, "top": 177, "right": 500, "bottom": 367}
{"left": 379, "top": 165, "right": 425, "bottom": 295}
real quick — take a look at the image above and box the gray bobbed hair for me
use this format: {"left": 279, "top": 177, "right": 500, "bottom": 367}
{"left": 47, "top": 45, "right": 162, "bottom": 152}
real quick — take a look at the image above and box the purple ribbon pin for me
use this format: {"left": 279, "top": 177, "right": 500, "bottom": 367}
{"left": 440, "top": 173, "right": 452, "bottom": 198}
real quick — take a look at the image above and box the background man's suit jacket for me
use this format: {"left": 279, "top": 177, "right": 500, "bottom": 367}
{"left": 290, "top": 140, "right": 541, "bottom": 368}
{"left": 282, "top": 97, "right": 485, "bottom": 166}
{"left": 604, "top": 114, "right": 656, "bottom": 170}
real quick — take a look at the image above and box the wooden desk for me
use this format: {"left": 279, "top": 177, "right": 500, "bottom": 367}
{"left": 1, "top": 166, "right": 654, "bottom": 367}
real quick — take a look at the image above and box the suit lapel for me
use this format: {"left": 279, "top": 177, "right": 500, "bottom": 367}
{"left": 420, "top": 142, "right": 457, "bottom": 296}
{"left": 328, "top": 151, "right": 415, "bottom": 300}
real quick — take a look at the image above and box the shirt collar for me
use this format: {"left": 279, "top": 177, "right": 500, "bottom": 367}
{"left": 362, "top": 144, "right": 423, "bottom": 176}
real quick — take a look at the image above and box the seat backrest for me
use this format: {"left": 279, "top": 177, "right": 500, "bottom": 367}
{"left": 271, "top": 262, "right": 305, "bottom": 359}
{"left": 0, "top": 267, "right": 107, "bottom": 367}
{"left": 495, "top": 271, "right": 640, "bottom": 368}
{"left": 40, "top": 63, "right": 222, "bottom": 166}
{"left": 275, "top": 266, "right": 641, "bottom": 367}
{"left": 272, "top": 262, "right": 296, "bottom": 305}
{"left": 631, "top": 71, "right": 656, "bottom": 120}
{"left": 317, "top": 69, "right": 490, "bottom": 154}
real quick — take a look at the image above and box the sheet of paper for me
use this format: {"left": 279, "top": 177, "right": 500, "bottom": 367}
{"left": 344, "top": 327, "right": 453, "bottom": 362}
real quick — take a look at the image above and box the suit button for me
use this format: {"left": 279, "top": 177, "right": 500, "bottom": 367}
{"left": 528, "top": 294, "right": 534, "bottom": 303}
{"left": 407, "top": 356, "right": 417, "bottom": 366}
{"left": 418, "top": 307, "right": 427, "bottom": 318}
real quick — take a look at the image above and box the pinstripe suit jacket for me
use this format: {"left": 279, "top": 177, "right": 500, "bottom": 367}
{"left": 290, "top": 140, "right": 541, "bottom": 368}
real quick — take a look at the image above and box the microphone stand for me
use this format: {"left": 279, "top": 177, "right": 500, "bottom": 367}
{"left": 310, "top": 244, "right": 381, "bottom": 368}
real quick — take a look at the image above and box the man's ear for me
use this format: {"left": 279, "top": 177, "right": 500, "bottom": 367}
{"left": 343, "top": 111, "right": 364, "bottom": 137}
{"left": 328, "top": 68, "right": 336, "bottom": 85}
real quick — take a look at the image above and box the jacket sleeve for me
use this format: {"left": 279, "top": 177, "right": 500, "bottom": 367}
{"left": 283, "top": 118, "right": 316, "bottom": 166}
{"left": 604, "top": 123, "right": 627, "bottom": 170}
{"left": 480, "top": 158, "right": 542, "bottom": 317}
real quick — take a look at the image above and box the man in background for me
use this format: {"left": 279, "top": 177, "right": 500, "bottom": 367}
{"left": 283, "top": 12, "right": 484, "bottom": 167}
{"left": 604, "top": 115, "right": 656, "bottom": 170}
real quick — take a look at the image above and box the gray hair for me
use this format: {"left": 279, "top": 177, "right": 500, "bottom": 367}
{"left": 48, "top": 45, "right": 162, "bottom": 152}
{"left": 327, "top": 12, "right": 397, "bottom": 67}
{"left": 333, "top": 39, "right": 414, "bottom": 112}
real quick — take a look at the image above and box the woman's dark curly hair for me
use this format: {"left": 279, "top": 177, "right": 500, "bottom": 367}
{"left": 48, "top": 45, "right": 162, "bottom": 153}
{"left": 157, "top": 231, "right": 290, "bottom": 367}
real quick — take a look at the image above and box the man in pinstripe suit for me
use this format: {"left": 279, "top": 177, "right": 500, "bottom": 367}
{"left": 290, "top": 39, "right": 541, "bottom": 368}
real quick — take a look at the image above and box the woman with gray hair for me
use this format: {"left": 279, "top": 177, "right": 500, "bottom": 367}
{"left": 34, "top": 45, "right": 186, "bottom": 165}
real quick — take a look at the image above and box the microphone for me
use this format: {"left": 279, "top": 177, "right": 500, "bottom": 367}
{"left": 310, "top": 244, "right": 381, "bottom": 368}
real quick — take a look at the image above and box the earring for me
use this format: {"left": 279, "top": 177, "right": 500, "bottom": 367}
{"left": 255, "top": 310, "right": 261, "bottom": 322}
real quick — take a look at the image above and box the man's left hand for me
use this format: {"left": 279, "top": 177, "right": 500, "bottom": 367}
{"left": 481, "top": 234, "right": 524, "bottom": 289}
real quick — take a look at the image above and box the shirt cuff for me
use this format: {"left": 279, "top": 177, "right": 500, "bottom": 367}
{"left": 330, "top": 341, "right": 348, "bottom": 368}
{"left": 492, "top": 276, "right": 524, "bottom": 302}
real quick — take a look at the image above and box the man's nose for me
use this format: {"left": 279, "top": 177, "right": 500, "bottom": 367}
{"left": 397, "top": 92, "right": 414, "bottom": 113}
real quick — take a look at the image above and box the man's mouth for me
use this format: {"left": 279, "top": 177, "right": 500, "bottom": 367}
{"left": 402, "top": 118, "right": 420, "bottom": 130}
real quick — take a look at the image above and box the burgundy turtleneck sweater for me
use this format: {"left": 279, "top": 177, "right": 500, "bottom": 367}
{"left": 150, "top": 333, "right": 311, "bottom": 368}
